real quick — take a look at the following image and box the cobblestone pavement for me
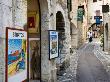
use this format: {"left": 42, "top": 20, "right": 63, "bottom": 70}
{"left": 77, "top": 40, "right": 110, "bottom": 82}
{"left": 57, "top": 38, "right": 110, "bottom": 82}
{"left": 57, "top": 43, "right": 88, "bottom": 82}
{"left": 57, "top": 50, "right": 79, "bottom": 82}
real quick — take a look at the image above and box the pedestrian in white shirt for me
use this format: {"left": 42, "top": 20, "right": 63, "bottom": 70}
{"left": 87, "top": 31, "right": 93, "bottom": 42}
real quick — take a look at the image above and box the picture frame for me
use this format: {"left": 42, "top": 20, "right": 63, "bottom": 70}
{"left": 6, "top": 27, "right": 28, "bottom": 82}
{"left": 48, "top": 30, "right": 59, "bottom": 59}
{"left": 28, "top": 38, "right": 40, "bottom": 79}
{"left": 28, "top": 11, "right": 39, "bottom": 33}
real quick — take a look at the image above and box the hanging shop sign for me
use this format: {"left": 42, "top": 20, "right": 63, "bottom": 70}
{"left": 96, "top": 18, "right": 101, "bottom": 25}
{"left": 6, "top": 27, "right": 28, "bottom": 82}
{"left": 94, "top": 16, "right": 102, "bottom": 19}
{"left": 94, "top": 16, "right": 102, "bottom": 25}
{"left": 49, "top": 30, "right": 59, "bottom": 59}
{"left": 77, "top": 8, "right": 84, "bottom": 22}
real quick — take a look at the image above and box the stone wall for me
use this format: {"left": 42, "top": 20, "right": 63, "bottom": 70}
{"left": 103, "top": 13, "right": 110, "bottom": 53}
{"left": 70, "top": 0, "right": 79, "bottom": 49}
{"left": 77, "top": 0, "right": 88, "bottom": 47}
{"left": 40, "top": 0, "right": 57, "bottom": 81}
{"left": 70, "top": 0, "right": 78, "bottom": 29}
{"left": 0, "top": 0, "right": 11, "bottom": 81}
{"left": 0, "top": 0, "right": 27, "bottom": 82}
{"left": 103, "top": 1, "right": 110, "bottom": 54}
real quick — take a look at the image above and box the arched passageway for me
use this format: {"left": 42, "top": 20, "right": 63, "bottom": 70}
{"left": 27, "top": 0, "right": 50, "bottom": 81}
{"left": 56, "top": 11, "right": 65, "bottom": 62}
{"left": 56, "top": 11, "right": 66, "bottom": 75}
{"left": 27, "top": 0, "right": 41, "bottom": 81}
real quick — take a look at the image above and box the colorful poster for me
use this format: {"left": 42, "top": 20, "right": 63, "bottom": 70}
{"left": 49, "top": 31, "right": 59, "bottom": 59}
{"left": 6, "top": 28, "right": 27, "bottom": 82}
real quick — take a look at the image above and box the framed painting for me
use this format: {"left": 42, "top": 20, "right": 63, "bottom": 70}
{"left": 28, "top": 11, "right": 39, "bottom": 33}
{"left": 29, "top": 38, "right": 40, "bottom": 79}
{"left": 48, "top": 30, "right": 59, "bottom": 59}
{"left": 6, "top": 27, "right": 28, "bottom": 82}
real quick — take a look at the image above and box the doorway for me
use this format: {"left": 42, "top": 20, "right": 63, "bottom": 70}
{"left": 27, "top": 0, "right": 41, "bottom": 81}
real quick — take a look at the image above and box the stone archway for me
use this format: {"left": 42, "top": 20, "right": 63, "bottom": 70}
{"left": 27, "top": 0, "right": 50, "bottom": 81}
{"left": 27, "top": 0, "right": 41, "bottom": 81}
{"left": 56, "top": 11, "right": 65, "bottom": 63}
{"left": 56, "top": 4, "right": 66, "bottom": 64}
{"left": 56, "top": 11, "right": 66, "bottom": 76}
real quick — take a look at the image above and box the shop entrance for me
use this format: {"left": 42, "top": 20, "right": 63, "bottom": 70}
{"left": 27, "top": 0, "right": 41, "bottom": 81}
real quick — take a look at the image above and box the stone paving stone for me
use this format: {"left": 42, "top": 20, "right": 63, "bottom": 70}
{"left": 77, "top": 43, "right": 110, "bottom": 82}
{"left": 57, "top": 49, "right": 80, "bottom": 82}
{"left": 58, "top": 54, "right": 78, "bottom": 82}
{"left": 93, "top": 42, "right": 110, "bottom": 75}
{"left": 58, "top": 39, "right": 110, "bottom": 82}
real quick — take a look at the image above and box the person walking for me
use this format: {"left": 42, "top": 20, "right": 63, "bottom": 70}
{"left": 87, "top": 31, "right": 93, "bottom": 42}
{"left": 89, "top": 31, "right": 93, "bottom": 42}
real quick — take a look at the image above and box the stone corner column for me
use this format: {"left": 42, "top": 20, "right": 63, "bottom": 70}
{"left": 41, "top": 20, "right": 57, "bottom": 82}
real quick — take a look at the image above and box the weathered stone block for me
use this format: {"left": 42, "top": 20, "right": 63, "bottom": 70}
{"left": 2, "top": 5, "right": 13, "bottom": 28}
{"left": 0, "top": 0, "right": 12, "bottom": 7}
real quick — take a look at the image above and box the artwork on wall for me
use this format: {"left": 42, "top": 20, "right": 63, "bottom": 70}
{"left": 28, "top": 11, "right": 39, "bottom": 33}
{"left": 29, "top": 39, "right": 40, "bottom": 79}
{"left": 6, "top": 27, "right": 28, "bottom": 82}
{"left": 49, "top": 30, "right": 59, "bottom": 59}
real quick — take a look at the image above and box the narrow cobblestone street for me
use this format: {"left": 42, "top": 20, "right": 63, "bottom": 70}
{"left": 76, "top": 41, "right": 110, "bottom": 82}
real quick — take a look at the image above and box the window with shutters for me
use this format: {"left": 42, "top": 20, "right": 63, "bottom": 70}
{"left": 67, "top": 0, "right": 72, "bottom": 12}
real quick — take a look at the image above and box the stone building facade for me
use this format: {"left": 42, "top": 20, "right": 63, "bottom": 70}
{"left": 0, "top": 0, "right": 71, "bottom": 82}
{"left": 77, "top": 0, "right": 88, "bottom": 45}
{"left": 102, "top": 0, "right": 110, "bottom": 53}
{"left": 70, "top": 0, "right": 88, "bottom": 49}
{"left": 69, "top": 0, "right": 79, "bottom": 49}
{"left": 87, "top": 0, "right": 103, "bottom": 27}
{"left": 87, "top": 0, "right": 104, "bottom": 39}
